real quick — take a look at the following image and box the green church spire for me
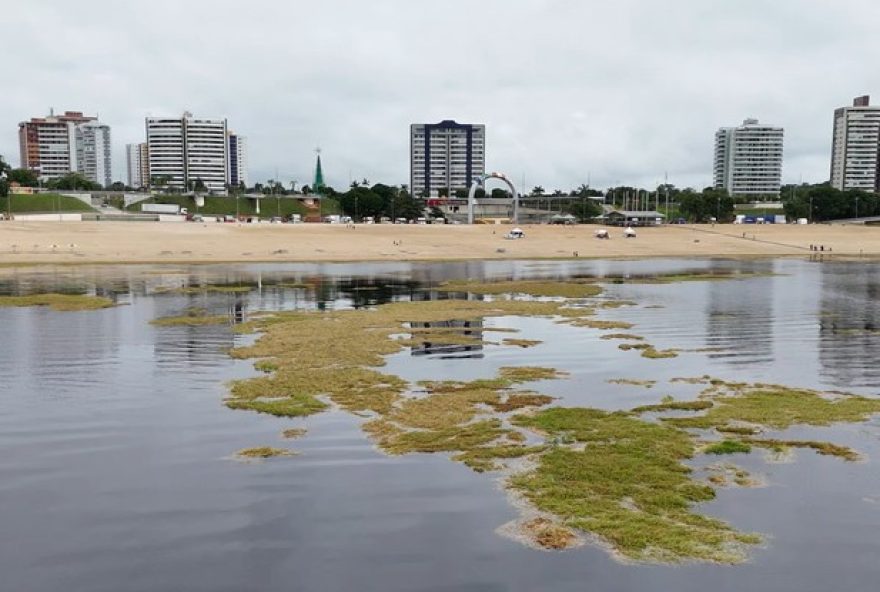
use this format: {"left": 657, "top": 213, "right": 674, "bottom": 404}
{"left": 313, "top": 148, "right": 325, "bottom": 191}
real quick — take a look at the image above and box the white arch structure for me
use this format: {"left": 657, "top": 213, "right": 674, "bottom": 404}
{"left": 467, "top": 172, "right": 519, "bottom": 225}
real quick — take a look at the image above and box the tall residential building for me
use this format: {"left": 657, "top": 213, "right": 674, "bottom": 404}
{"left": 830, "top": 95, "right": 880, "bottom": 191}
{"left": 76, "top": 122, "right": 112, "bottom": 187}
{"left": 410, "top": 120, "right": 485, "bottom": 198}
{"left": 145, "top": 112, "right": 227, "bottom": 192}
{"left": 713, "top": 118, "right": 783, "bottom": 197}
{"left": 18, "top": 110, "right": 112, "bottom": 186}
{"left": 126, "top": 142, "right": 149, "bottom": 188}
{"left": 226, "top": 132, "right": 248, "bottom": 188}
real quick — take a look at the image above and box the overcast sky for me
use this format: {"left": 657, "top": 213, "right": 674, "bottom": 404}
{"left": 4, "top": 0, "right": 880, "bottom": 191}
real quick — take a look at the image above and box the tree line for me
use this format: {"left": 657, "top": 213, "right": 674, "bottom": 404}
{"left": 5, "top": 150, "right": 877, "bottom": 223}
{"left": 781, "top": 184, "right": 880, "bottom": 222}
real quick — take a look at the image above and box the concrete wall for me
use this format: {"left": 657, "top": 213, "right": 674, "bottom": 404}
{"left": 10, "top": 213, "right": 83, "bottom": 222}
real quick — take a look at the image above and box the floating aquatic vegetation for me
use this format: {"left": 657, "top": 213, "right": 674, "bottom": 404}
{"left": 631, "top": 399, "right": 713, "bottom": 413}
{"left": 618, "top": 343, "right": 650, "bottom": 351}
{"left": 716, "top": 425, "right": 761, "bottom": 436}
{"left": 745, "top": 438, "right": 860, "bottom": 461}
{"left": 662, "top": 382, "right": 880, "bottom": 431}
{"left": 282, "top": 428, "right": 307, "bottom": 439}
{"left": 520, "top": 517, "right": 580, "bottom": 550}
{"left": 594, "top": 300, "right": 638, "bottom": 309}
{"left": 671, "top": 376, "right": 713, "bottom": 385}
{"left": 437, "top": 279, "right": 602, "bottom": 299}
{"left": 608, "top": 379, "right": 657, "bottom": 388}
{"left": 703, "top": 440, "right": 753, "bottom": 455}
{"left": 488, "top": 393, "right": 556, "bottom": 413}
{"left": 219, "top": 278, "right": 880, "bottom": 565}
{"left": 566, "top": 318, "right": 635, "bottom": 330}
{"left": 600, "top": 333, "right": 645, "bottom": 341}
{"left": 618, "top": 343, "right": 679, "bottom": 359}
{"left": 151, "top": 308, "right": 229, "bottom": 326}
{"left": 640, "top": 347, "right": 680, "bottom": 359}
{"left": 236, "top": 446, "right": 294, "bottom": 458}
{"left": 599, "top": 271, "right": 778, "bottom": 285}
{"left": 704, "top": 463, "right": 760, "bottom": 488}
{"left": 510, "top": 407, "right": 761, "bottom": 564}
{"left": 0, "top": 293, "right": 115, "bottom": 311}
{"left": 502, "top": 338, "right": 543, "bottom": 348}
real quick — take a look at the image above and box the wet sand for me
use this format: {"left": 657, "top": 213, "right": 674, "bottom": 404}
{"left": 0, "top": 221, "right": 876, "bottom": 264}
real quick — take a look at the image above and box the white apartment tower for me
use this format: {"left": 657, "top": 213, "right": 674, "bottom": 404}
{"left": 146, "top": 112, "right": 228, "bottom": 192}
{"left": 226, "top": 132, "right": 248, "bottom": 188}
{"left": 713, "top": 119, "right": 784, "bottom": 197}
{"left": 410, "top": 120, "right": 485, "bottom": 198}
{"left": 126, "top": 142, "right": 149, "bottom": 188}
{"left": 18, "top": 110, "right": 112, "bottom": 186}
{"left": 76, "top": 122, "right": 112, "bottom": 187}
{"left": 830, "top": 96, "right": 880, "bottom": 191}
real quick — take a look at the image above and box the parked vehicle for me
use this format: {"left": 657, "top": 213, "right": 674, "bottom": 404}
{"left": 142, "top": 203, "right": 186, "bottom": 215}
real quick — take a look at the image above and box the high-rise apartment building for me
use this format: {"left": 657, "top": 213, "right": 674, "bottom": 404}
{"left": 830, "top": 96, "right": 880, "bottom": 191}
{"left": 713, "top": 118, "right": 783, "bottom": 197}
{"left": 226, "top": 132, "right": 248, "bottom": 188}
{"left": 126, "top": 142, "right": 149, "bottom": 188}
{"left": 76, "top": 122, "right": 112, "bottom": 187}
{"left": 18, "top": 110, "right": 112, "bottom": 186}
{"left": 146, "top": 112, "right": 227, "bottom": 192}
{"left": 410, "top": 120, "right": 485, "bottom": 198}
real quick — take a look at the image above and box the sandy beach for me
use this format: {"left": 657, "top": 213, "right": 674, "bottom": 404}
{"left": 0, "top": 221, "right": 877, "bottom": 265}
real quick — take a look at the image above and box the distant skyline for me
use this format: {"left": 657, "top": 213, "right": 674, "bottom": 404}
{"left": 4, "top": 0, "right": 880, "bottom": 191}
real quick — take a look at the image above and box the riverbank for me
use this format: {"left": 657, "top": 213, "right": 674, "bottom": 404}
{"left": 0, "top": 221, "right": 877, "bottom": 265}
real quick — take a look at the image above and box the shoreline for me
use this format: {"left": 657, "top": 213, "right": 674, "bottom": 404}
{"left": 0, "top": 221, "right": 877, "bottom": 266}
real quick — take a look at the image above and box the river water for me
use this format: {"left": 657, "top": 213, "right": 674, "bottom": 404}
{"left": 1, "top": 259, "right": 878, "bottom": 591}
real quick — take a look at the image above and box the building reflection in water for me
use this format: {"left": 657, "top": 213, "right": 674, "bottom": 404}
{"left": 818, "top": 263, "right": 880, "bottom": 388}
{"left": 408, "top": 319, "right": 484, "bottom": 359}
{"left": 703, "top": 262, "right": 777, "bottom": 367}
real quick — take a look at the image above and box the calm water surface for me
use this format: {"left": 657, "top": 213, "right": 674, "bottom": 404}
{"left": 1, "top": 259, "right": 879, "bottom": 592}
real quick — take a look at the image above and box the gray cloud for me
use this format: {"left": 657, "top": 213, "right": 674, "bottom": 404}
{"left": 4, "top": 0, "right": 880, "bottom": 191}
